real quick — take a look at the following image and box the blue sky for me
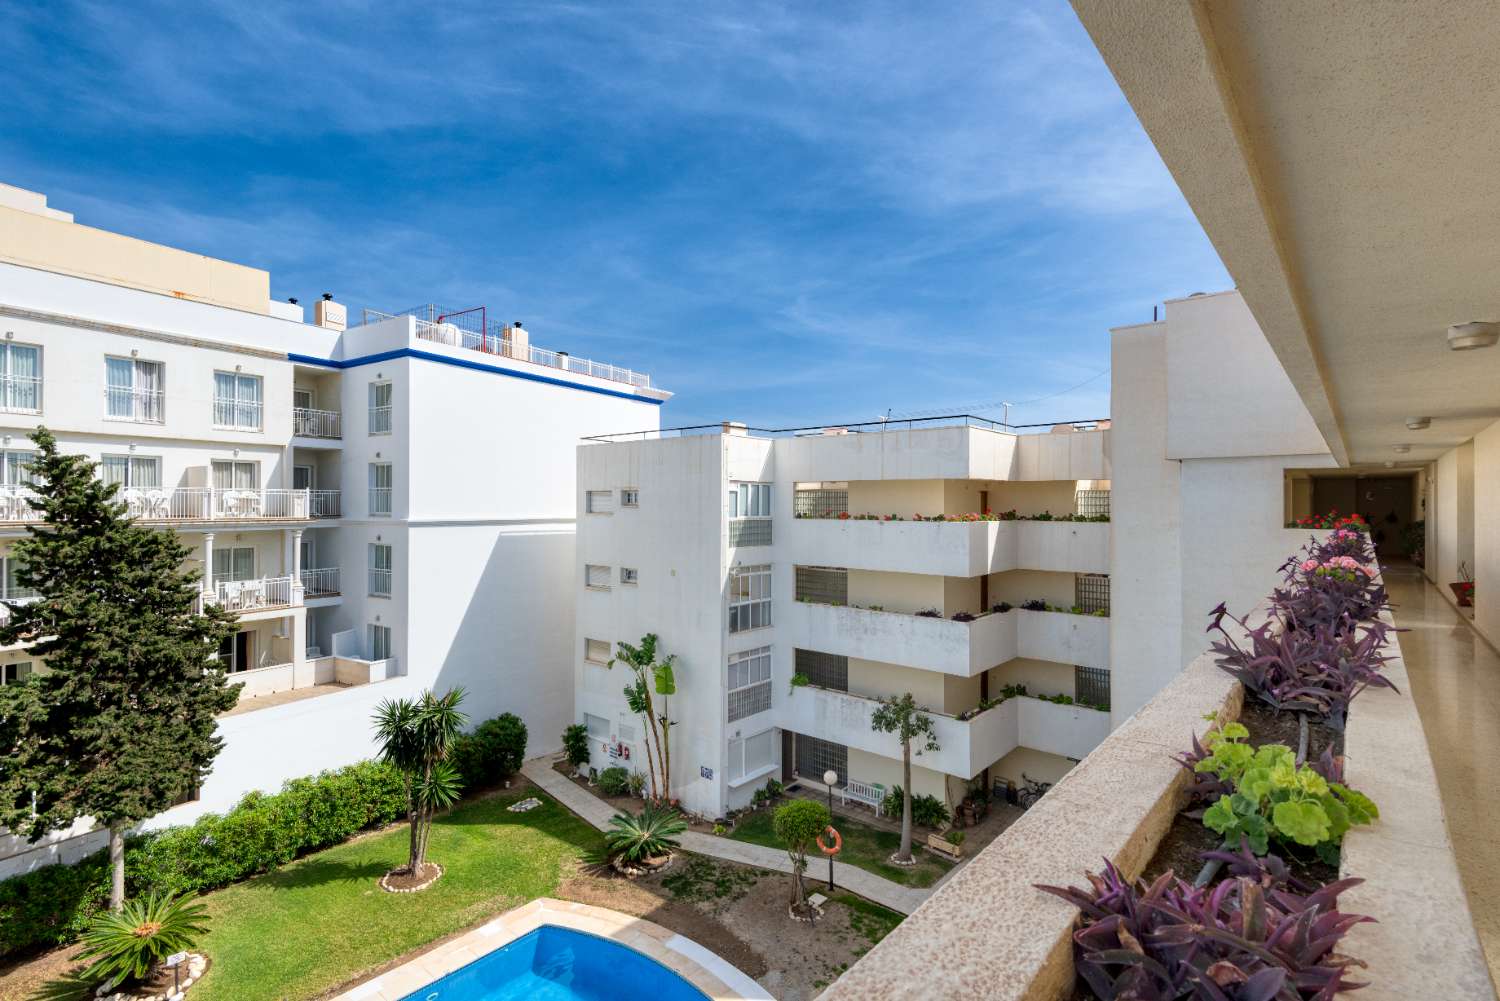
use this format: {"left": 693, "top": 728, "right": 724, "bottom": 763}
{"left": 2, "top": 1, "right": 1229, "bottom": 429}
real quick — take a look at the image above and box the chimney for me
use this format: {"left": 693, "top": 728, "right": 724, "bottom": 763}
{"left": 314, "top": 293, "right": 346, "bottom": 331}
{"left": 508, "top": 320, "right": 529, "bottom": 359}
{"left": 722, "top": 421, "right": 749, "bottom": 436}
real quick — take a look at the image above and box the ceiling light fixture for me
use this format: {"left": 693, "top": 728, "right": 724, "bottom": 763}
{"left": 1405, "top": 416, "right": 1431, "bottom": 430}
{"left": 1393, "top": 444, "right": 1412, "bottom": 454}
{"left": 1448, "top": 321, "right": 1500, "bottom": 350}
{"left": 1383, "top": 461, "right": 1395, "bottom": 468}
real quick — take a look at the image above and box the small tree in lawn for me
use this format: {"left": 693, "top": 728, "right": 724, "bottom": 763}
{"left": 610, "top": 634, "right": 679, "bottom": 802}
{"left": 0, "top": 428, "right": 238, "bottom": 912}
{"left": 773, "top": 799, "right": 831, "bottom": 917}
{"left": 372, "top": 687, "right": 467, "bottom": 881}
{"left": 870, "top": 693, "right": 940, "bottom": 865}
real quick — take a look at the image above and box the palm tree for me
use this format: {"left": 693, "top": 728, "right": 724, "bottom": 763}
{"left": 870, "top": 693, "right": 940, "bottom": 864}
{"left": 611, "top": 634, "right": 679, "bottom": 802}
{"left": 372, "top": 687, "right": 468, "bottom": 875}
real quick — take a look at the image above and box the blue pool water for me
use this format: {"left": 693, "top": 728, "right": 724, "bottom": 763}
{"left": 397, "top": 925, "right": 711, "bottom": 1001}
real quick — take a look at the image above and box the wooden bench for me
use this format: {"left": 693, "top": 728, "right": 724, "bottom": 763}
{"left": 840, "top": 779, "right": 887, "bottom": 816}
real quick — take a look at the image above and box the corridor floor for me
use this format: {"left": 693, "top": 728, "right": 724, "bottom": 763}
{"left": 1384, "top": 562, "right": 1500, "bottom": 984}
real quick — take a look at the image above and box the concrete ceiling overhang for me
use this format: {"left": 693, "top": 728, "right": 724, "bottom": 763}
{"left": 1072, "top": 0, "right": 1500, "bottom": 467}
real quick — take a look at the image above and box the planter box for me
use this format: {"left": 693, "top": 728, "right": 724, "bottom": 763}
{"left": 927, "top": 831, "right": 964, "bottom": 858}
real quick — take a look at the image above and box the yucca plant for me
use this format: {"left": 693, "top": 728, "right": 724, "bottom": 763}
{"left": 77, "top": 891, "right": 208, "bottom": 990}
{"left": 604, "top": 803, "right": 687, "bottom": 864}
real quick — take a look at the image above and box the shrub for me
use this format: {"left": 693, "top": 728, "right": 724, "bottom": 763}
{"left": 604, "top": 803, "right": 687, "bottom": 864}
{"left": 77, "top": 891, "right": 208, "bottom": 990}
{"left": 1020, "top": 599, "right": 1047, "bottom": 612}
{"left": 596, "top": 766, "right": 631, "bottom": 797}
{"left": 992, "top": 602, "right": 1013, "bottom": 613}
{"left": 915, "top": 608, "right": 942, "bottom": 618}
{"left": 0, "top": 757, "right": 407, "bottom": 959}
{"left": 562, "top": 723, "right": 591, "bottom": 769}
{"left": 764, "top": 777, "right": 784, "bottom": 799}
{"left": 450, "top": 713, "right": 529, "bottom": 792}
{"left": 950, "top": 610, "right": 976, "bottom": 622}
{"left": 627, "top": 770, "right": 647, "bottom": 797}
{"left": 883, "top": 786, "right": 951, "bottom": 829}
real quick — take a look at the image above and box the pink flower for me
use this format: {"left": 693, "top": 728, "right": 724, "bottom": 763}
{"left": 1301, "top": 559, "right": 1318, "bottom": 572}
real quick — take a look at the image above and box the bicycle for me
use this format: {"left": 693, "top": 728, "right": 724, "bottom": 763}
{"left": 1015, "top": 773, "right": 1052, "bottom": 810}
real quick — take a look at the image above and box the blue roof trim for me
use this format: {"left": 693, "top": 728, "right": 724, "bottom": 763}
{"left": 286, "top": 348, "right": 663, "bottom": 405}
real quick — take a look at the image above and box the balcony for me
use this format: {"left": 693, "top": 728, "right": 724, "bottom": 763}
{"left": 786, "top": 602, "right": 1109, "bottom": 676}
{"left": 309, "top": 489, "right": 341, "bottom": 518}
{"left": 300, "top": 567, "right": 340, "bottom": 598}
{"left": 0, "top": 485, "right": 316, "bottom": 525}
{"left": 205, "top": 575, "right": 298, "bottom": 612}
{"left": 782, "top": 685, "right": 1109, "bottom": 781}
{"left": 785, "top": 517, "right": 1109, "bottom": 576}
{"left": 292, "top": 407, "right": 341, "bottom": 439}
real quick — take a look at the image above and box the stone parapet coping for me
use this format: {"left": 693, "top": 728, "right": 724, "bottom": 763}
{"left": 1338, "top": 603, "right": 1497, "bottom": 1000}
{"left": 331, "top": 897, "right": 772, "bottom": 1001}
{"left": 818, "top": 643, "right": 1244, "bottom": 1000}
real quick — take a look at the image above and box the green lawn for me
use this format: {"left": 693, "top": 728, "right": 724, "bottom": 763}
{"left": 10, "top": 790, "right": 596, "bottom": 1001}
{"left": 727, "top": 808, "right": 952, "bottom": 888}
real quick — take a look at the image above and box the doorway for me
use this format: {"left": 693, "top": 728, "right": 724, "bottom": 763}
{"left": 219, "top": 630, "right": 255, "bottom": 673}
{"left": 1311, "top": 475, "right": 1416, "bottom": 558}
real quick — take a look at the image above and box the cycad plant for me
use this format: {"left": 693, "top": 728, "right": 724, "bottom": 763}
{"left": 77, "top": 891, "right": 209, "bottom": 990}
{"left": 372, "top": 687, "right": 468, "bottom": 876}
{"left": 604, "top": 802, "right": 687, "bottom": 864}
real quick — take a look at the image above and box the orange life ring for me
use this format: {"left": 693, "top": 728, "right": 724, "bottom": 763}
{"left": 816, "top": 825, "right": 842, "bottom": 856}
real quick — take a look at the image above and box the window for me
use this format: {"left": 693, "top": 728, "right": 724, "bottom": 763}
{"left": 727, "top": 729, "right": 776, "bottom": 783}
{"left": 584, "top": 713, "right": 611, "bottom": 739}
{"left": 728, "top": 482, "right": 771, "bottom": 518}
{"left": 794, "top": 483, "right": 848, "bottom": 518}
{"left": 293, "top": 387, "right": 314, "bottom": 411}
{"left": 370, "top": 624, "right": 393, "bottom": 661}
{"left": 620, "top": 488, "right": 639, "bottom": 507}
{"left": 585, "top": 638, "right": 611, "bottom": 664}
{"left": 211, "top": 459, "right": 258, "bottom": 490}
{"left": 728, "top": 564, "right": 771, "bottom": 632}
{"left": 0, "top": 343, "right": 41, "bottom": 414}
{"left": 1076, "top": 489, "right": 1111, "bottom": 519}
{"left": 585, "top": 564, "right": 611, "bottom": 589}
{"left": 2, "top": 557, "right": 37, "bottom": 602}
{"left": 217, "top": 630, "right": 254, "bottom": 673}
{"left": 794, "top": 566, "right": 847, "bottom": 605}
{"left": 620, "top": 567, "right": 639, "bottom": 585}
{"left": 795, "top": 734, "right": 847, "bottom": 786}
{"left": 368, "top": 382, "right": 393, "bottom": 435}
{"left": 104, "top": 357, "right": 163, "bottom": 423}
{"left": 795, "top": 649, "right": 848, "bottom": 691}
{"left": 212, "top": 547, "right": 256, "bottom": 585}
{"left": 369, "top": 463, "right": 392, "bottom": 516}
{"left": 0, "top": 450, "right": 36, "bottom": 487}
{"left": 1075, "top": 573, "right": 1111, "bottom": 615}
{"left": 101, "top": 454, "right": 162, "bottom": 490}
{"left": 727, "top": 646, "right": 772, "bottom": 721}
{"left": 1, "top": 662, "right": 33, "bottom": 686}
{"left": 213, "top": 371, "right": 263, "bottom": 430}
{"left": 1075, "top": 666, "right": 1112, "bottom": 711}
{"left": 586, "top": 490, "right": 614, "bottom": 514}
{"left": 369, "top": 543, "right": 393, "bottom": 597}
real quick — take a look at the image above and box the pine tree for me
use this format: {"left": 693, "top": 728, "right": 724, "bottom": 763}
{"left": 0, "top": 428, "right": 238, "bottom": 910}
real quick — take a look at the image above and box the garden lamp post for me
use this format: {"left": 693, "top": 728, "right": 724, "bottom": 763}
{"left": 823, "top": 769, "right": 838, "bottom": 890}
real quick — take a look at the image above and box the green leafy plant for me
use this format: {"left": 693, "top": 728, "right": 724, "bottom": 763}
{"left": 773, "top": 799, "right": 831, "bottom": 915}
{"left": 627, "top": 770, "right": 646, "bottom": 797}
{"left": 372, "top": 688, "right": 469, "bottom": 877}
{"left": 883, "top": 786, "right": 951, "bottom": 829}
{"left": 942, "top": 829, "right": 965, "bottom": 846}
{"left": 712, "top": 823, "right": 728, "bottom": 836}
{"left": 77, "top": 891, "right": 208, "bottom": 990}
{"left": 562, "top": 723, "right": 591, "bottom": 770}
{"left": 604, "top": 803, "right": 687, "bottom": 864}
{"left": 596, "top": 766, "right": 631, "bottom": 797}
{"left": 764, "top": 777, "right": 784, "bottom": 798}
{"left": 448, "top": 713, "right": 528, "bottom": 791}
{"left": 1194, "top": 723, "right": 1378, "bottom": 862}
{"left": 611, "top": 634, "right": 680, "bottom": 802}
{"left": 789, "top": 671, "right": 810, "bottom": 695}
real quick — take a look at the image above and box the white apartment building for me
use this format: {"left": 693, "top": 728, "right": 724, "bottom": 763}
{"left": 0, "top": 183, "right": 665, "bottom": 875}
{"left": 574, "top": 420, "right": 1113, "bottom": 821}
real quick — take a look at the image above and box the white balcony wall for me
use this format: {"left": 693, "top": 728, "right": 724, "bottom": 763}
{"left": 1016, "top": 609, "right": 1110, "bottom": 670}
{"left": 775, "top": 424, "right": 1109, "bottom": 484}
{"left": 786, "top": 519, "right": 1108, "bottom": 578}
{"left": 1016, "top": 696, "right": 1111, "bottom": 760}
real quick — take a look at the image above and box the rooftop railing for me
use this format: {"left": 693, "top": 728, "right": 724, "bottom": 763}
{"left": 357, "top": 306, "right": 652, "bottom": 389}
{"left": 581, "top": 414, "right": 1110, "bottom": 444}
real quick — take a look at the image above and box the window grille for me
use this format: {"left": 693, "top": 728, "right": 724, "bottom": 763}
{"left": 368, "top": 543, "right": 393, "bottom": 597}
{"left": 727, "top": 646, "right": 772, "bottom": 721}
{"left": 620, "top": 488, "right": 639, "bottom": 507}
{"left": 1076, "top": 489, "right": 1111, "bottom": 518}
{"left": 794, "top": 487, "right": 848, "bottom": 518}
{"left": 1075, "top": 666, "right": 1111, "bottom": 710}
{"left": 586, "top": 490, "right": 614, "bottom": 513}
{"left": 729, "top": 518, "right": 772, "bottom": 547}
{"left": 620, "top": 567, "right": 639, "bottom": 584}
{"left": 795, "top": 649, "right": 848, "bottom": 691}
{"left": 585, "top": 564, "right": 611, "bottom": 589}
{"left": 368, "top": 382, "right": 393, "bottom": 435}
{"left": 1075, "top": 573, "right": 1111, "bottom": 614}
{"left": 795, "top": 734, "right": 847, "bottom": 786}
{"left": 795, "top": 566, "right": 847, "bottom": 605}
{"left": 728, "top": 564, "right": 771, "bottom": 632}
{"left": 214, "top": 371, "right": 263, "bottom": 430}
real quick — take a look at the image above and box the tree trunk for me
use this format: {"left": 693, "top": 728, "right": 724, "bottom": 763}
{"left": 109, "top": 825, "right": 126, "bottom": 912}
{"left": 790, "top": 852, "right": 806, "bottom": 910}
{"left": 659, "top": 694, "right": 672, "bottom": 802}
{"left": 641, "top": 679, "right": 664, "bottom": 801}
{"left": 898, "top": 739, "right": 914, "bottom": 862}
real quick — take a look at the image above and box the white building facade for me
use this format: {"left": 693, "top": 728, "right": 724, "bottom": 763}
{"left": 0, "top": 184, "right": 665, "bottom": 876}
{"left": 574, "top": 421, "right": 1113, "bottom": 821}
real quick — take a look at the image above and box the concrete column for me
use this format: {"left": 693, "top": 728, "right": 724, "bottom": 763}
{"left": 291, "top": 529, "right": 303, "bottom": 576}
{"left": 202, "top": 532, "right": 215, "bottom": 594}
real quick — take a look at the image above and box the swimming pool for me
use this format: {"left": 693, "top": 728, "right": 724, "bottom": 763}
{"left": 396, "top": 924, "right": 711, "bottom": 1001}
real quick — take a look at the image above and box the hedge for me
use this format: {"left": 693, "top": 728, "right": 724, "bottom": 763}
{"left": 0, "top": 713, "right": 528, "bottom": 959}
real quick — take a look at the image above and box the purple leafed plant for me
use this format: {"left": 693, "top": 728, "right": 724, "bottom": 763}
{"left": 1174, "top": 730, "right": 1235, "bottom": 805}
{"left": 1037, "top": 859, "right": 1372, "bottom": 1001}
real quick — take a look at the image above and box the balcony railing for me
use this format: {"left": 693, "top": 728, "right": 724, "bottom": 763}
{"left": 0, "top": 375, "right": 42, "bottom": 414}
{"left": 369, "top": 488, "right": 392, "bottom": 517}
{"left": 292, "top": 407, "right": 341, "bottom": 439}
{"left": 0, "top": 485, "right": 314, "bottom": 524}
{"left": 104, "top": 387, "right": 164, "bottom": 424}
{"left": 206, "top": 575, "right": 296, "bottom": 612}
{"left": 368, "top": 405, "right": 392, "bottom": 435}
{"left": 368, "top": 568, "right": 392, "bottom": 597}
{"left": 212, "top": 398, "right": 263, "bottom": 431}
{"left": 309, "top": 489, "right": 341, "bottom": 518}
{"left": 300, "top": 567, "right": 340, "bottom": 597}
